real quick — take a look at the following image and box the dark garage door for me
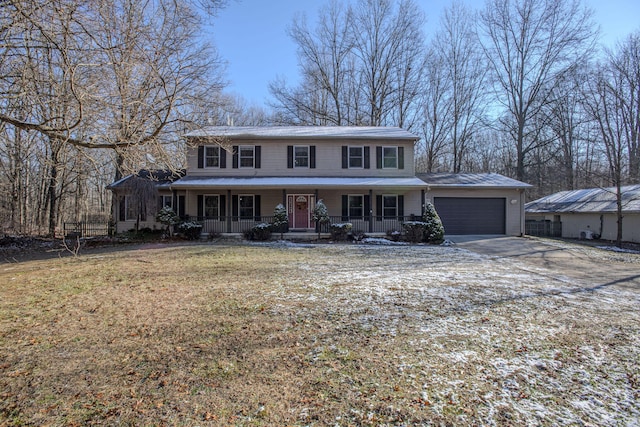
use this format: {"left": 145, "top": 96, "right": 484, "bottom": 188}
{"left": 434, "top": 197, "right": 505, "bottom": 235}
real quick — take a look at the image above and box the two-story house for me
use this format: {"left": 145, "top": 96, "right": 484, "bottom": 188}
{"left": 172, "top": 126, "right": 425, "bottom": 235}
{"left": 108, "top": 126, "right": 530, "bottom": 237}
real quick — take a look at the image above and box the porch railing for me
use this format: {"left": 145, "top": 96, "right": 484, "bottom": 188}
{"left": 192, "top": 215, "right": 420, "bottom": 235}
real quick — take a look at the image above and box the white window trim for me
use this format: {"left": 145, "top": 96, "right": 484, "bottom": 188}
{"left": 203, "top": 194, "right": 221, "bottom": 218}
{"left": 382, "top": 146, "right": 398, "bottom": 169}
{"left": 124, "top": 195, "right": 139, "bottom": 221}
{"left": 160, "top": 195, "right": 173, "bottom": 209}
{"left": 239, "top": 145, "right": 255, "bottom": 168}
{"left": 348, "top": 145, "right": 364, "bottom": 169}
{"left": 204, "top": 145, "right": 220, "bottom": 168}
{"left": 294, "top": 145, "right": 309, "bottom": 168}
{"left": 382, "top": 194, "right": 398, "bottom": 218}
{"left": 238, "top": 194, "right": 255, "bottom": 218}
{"left": 348, "top": 194, "right": 364, "bottom": 218}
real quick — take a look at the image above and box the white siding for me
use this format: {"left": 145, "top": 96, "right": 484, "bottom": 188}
{"left": 187, "top": 139, "right": 416, "bottom": 177}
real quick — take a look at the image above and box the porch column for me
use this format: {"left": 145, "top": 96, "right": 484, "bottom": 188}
{"left": 315, "top": 189, "right": 319, "bottom": 233}
{"left": 172, "top": 189, "right": 178, "bottom": 216}
{"left": 226, "top": 189, "right": 232, "bottom": 233}
{"left": 369, "top": 189, "right": 373, "bottom": 233}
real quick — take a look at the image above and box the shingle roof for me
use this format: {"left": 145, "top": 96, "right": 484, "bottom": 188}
{"left": 184, "top": 126, "right": 419, "bottom": 141}
{"left": 417, "top": 173, "right": 531, "bottom": 189}
{"left": 526, "top": 184, "right": 640, "bottom": 213}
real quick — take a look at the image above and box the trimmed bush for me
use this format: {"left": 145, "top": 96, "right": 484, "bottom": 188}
{"left": 402, "top": 221, "right": 427, "bottom": 243}
{"left": 178, "top": 221, "right": 203, "bottom": 240}
{"left": 244, "top": 223, "right": 272, "bottom": 241}
{"left": 330, "top": 222, "right": 352, "bottom": 241}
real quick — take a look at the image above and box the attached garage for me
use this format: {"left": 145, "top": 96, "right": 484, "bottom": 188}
{"left": 434, "top": 197, "right": 505, "bottom": 235}
{"left": 417, "top": 173, "right": 532, "bottom": 236}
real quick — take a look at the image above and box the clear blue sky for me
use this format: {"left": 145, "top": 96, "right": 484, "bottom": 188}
{"left": 208, "top": 0, "right": 640, "bottom": 108}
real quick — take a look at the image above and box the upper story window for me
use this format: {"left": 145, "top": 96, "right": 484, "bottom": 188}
{"left": 197, "top": 145, "right": 226, "bottom": 168}
{"left": 232, "top": 145, "right": 261, "bottom": 169}
{"left": 205, "top": 146, "right": 220, "bottom": 167}
{"left": 288, "top": 145, "right": 316, "bottom": 168}
{"left": 382, "top": 146, "right": 398, "bottom": 168}
{"left": 294, "top": 146, "right": 309, "bottom": 167}
{"left": 342, "top": 146, "right": 370, "bottom": 169}
{"left": 239, "top": 146, "right": 255, "bottom": 168}
{"left": 376, "top": 146, "right": 404, "bottom": 169}
{"left": 349, "top": 146, "right": 363, "bottom": 168}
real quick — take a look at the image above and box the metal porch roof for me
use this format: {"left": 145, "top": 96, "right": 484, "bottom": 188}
{"left": 526, "top": 184, "right": 640, "bottom": 213}
{"left": 417, "top": 173, "right": 531, "bottom": 189}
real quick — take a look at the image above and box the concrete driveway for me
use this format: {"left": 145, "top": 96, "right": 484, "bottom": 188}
{"left": 447, "top": 235, "right": 640, "bottom": 291}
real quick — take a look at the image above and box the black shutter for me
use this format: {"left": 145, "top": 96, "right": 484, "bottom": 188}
{"left": 364, "top": 195, "right": 371, "bottom": 220}
{"left": 310, "top": 146, "right": 316, "bottom": 168}
{"left": 364, "top": 147, "right": 370, "bottom": 169}
{"left": 197, "top": 195, "right": 203, "bottom": 218}
{"left": 219, "top": 195, "right": 226, "bottom": 220}
{"left": 232, "top": 145, "right": 239, "bottom": 168}
{"left": 398, "top": 195, "right": 404, "bottom": 219}
{"left": 232, "top": 195, "right": 238, "bottom": 220}
{"left": 376, "top": 195, "right": 382, "bottom": 221}
{"left": 119, "top": 197, "right": 126, "bottom": 221}
{"left": 255, "top": 146, "right": 261, "bottom": 168}
{"left": 341, "top": 195, "right": 348, "bottom": 221}
{"left": 197, "top": 146, "right": 204, "bottom": 168}
{"left": 254, "top": 195, "right": 261, "bottom": 220}
{"left": 178, "top": 196, "right": 185, "bottom": 217}
{"left": 157, "top": 196, "right": 163, "bottom": 213}
{"left": 376, "top": 146, "right": 382, "bottom": 169}
{"left": 398, "top": 147, "right": 404, "bottom": 169}
{"left": 287, "top": 146, "right": 293, "bottom": 168}
{"left": 220, "top": 149, "right": 227, "bottom": 168}
{"left": 342, "top": 146, "right": 348, "bottom": 169}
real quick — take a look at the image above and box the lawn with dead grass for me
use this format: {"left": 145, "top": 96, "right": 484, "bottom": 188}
{"left": 1, "top": 241, "right": 638, "bottom": 426}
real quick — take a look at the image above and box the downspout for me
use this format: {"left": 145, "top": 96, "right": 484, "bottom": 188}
{"left": 227, "top": 189, "right": 232, "bottom": 233}
{"left": 519, "top": 189, "right": 525, "bottom": 237}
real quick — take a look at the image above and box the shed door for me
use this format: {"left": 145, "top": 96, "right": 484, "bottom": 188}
{"left": 434, "top": 197, "right": 505, "bottom": 235}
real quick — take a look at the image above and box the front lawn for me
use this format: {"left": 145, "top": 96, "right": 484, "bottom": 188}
{"left": 1, "top": 242, "right": 638, "bottom": 425}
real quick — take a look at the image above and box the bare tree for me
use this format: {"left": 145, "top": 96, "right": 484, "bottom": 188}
{"left": 0, "top": 0, "right": 226, "bottom": 235}
{"left": 434, "top": 1, "right": 487, "bottom": 173}
{"left": 583, "top": 33, "right": 640, "bottom": 246}
{"left": 607, "top": 32, "right": 640, "bottom": 181}
{"left": 479, "top": 0, "right": 597, "bottom": 181}
{"left": 270, "top": 0, "right": 426, "bottom": 130}
{"left": 418, "top": 47, "right": 452, "bottom": 173}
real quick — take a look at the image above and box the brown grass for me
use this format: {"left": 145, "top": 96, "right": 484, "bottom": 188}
{"left": 1, "top": 241, "right": 638, "bottom": 426}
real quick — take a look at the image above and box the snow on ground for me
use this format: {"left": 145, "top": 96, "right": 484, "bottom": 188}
{"left": 255, "top": 242, "right": 639, "bottom": 425}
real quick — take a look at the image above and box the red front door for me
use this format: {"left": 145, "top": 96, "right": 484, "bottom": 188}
{"left": 288, "top": 194, "right": 314, "bottom": 229}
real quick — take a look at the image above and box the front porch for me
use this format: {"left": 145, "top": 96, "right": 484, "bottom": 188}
{"left": 193, "top": 215, "right": 423, "bottom": 236}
